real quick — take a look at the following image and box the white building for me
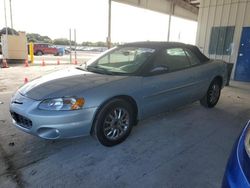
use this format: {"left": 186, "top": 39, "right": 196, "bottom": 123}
{"left": 196, "top": 0, "right": 250, "bottom": 81}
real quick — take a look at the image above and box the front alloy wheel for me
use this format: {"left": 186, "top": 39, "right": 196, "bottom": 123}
{"left": 94, "top": 99, "right": 135, "bottom": 146}
{"left": 103, "top": 107, "right": 130, "bottom": 140}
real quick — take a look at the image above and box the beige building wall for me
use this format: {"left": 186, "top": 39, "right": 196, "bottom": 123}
{"left": 1, "top": 32, "right": 28, "bottom": 60}
{"left": 196, "top": 0, "right": 250, "bottom": 68}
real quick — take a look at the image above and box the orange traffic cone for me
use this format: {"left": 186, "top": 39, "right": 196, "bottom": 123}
{"left": 1, "top": 59, "right": 9, "bottom": 68}
{"left": 57, "top": 59, "right": 60, "bottom": 65}
{"left": 24, "top": 77, "right": 29, "bottom": 84}
{"left": 24, "top": 59, "right": 29, "bottom": 67}
{"left": 42, "top": 59, "right": 45, "bottom": 66}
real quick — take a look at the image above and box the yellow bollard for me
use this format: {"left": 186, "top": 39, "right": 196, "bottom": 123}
{"left": 29, "top": 42, "right": 34, "bottom": 64}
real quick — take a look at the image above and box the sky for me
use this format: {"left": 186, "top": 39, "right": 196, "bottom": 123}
{"left": 0, "top": 0, "right": 197, "bottom": 44}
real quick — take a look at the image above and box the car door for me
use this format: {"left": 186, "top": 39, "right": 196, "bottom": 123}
{"left": 183, "top": 48, "right": 209, "bottom": 100}
{"left": 141, "top": 47, "right": 199, "bottom": 118}
{"left": 47, "top": 45, "right": 56, "bottom": 55}
{"left": 41, "top": 44, "right": 49, "bottom": 54}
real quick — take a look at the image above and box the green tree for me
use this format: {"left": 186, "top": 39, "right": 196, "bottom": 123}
{"left": 26, "top": 33, "right": 52, "bottom": 43}
{"left": 53, "top": 38, "right": 69, "bottom": 45}
{"left": 81, "top": 41, "right": 92, "bottom": 46}
{"left": 95, "top": 41, "right": 106, "bottom": 47}
{"left": 53, "top": 38, "right": 76, "bottom": 46}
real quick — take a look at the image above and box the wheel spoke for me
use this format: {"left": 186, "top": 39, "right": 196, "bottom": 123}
{"left": 106, "top": 130, "right": 113, "bottom": 136}
{"left": 112, "top": 129, "right": 117, "bottom": 138}
{"left": 103, "top": 107, "right": 130, "bottom": 140}
{"left": 104, "top": 120, "right": 112, "bottom": 124}
{"left": 121, "top": 123, "right": 128, "bottom": 129}
{"left": 109, "top": 114, "right": 115, "bottom": 121}
{"left": 104, "top": 127, "right": 112, "bottom": 132}
{"left": 118, "top": 108, "right": 122, "bottom": 119}
{"left": 117, "top": 126, "right": 123, "bottom": 134}
{"left": 114, "top": 109, "right": 118, "bottom": 119}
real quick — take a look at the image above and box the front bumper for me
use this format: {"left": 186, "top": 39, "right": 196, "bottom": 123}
{"left": 9, "top": 92, "right": 97, "bottom": 139}
{"left": 222, "top": 121, "right": 250, "bottom": 188}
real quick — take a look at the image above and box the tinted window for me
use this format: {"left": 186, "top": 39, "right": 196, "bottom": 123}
{"left": 185, "top": 49, "right": 201, "bottom": 66}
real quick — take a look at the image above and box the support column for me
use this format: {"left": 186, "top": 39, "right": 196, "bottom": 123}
{"left": 167, "top": 0, "right": 174, "bottom": 41}
{"left": 107, "top": 0, "right": 112, "bottom": 49}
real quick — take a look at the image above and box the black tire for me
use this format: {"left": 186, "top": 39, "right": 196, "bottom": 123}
{"left": 94, "top": 98, "right": 135, "bottom": 147}
{"left": 55, "top": 52, "right": 63, "bottom": 56}
{"left": 36, "top": 51, "right": 43, "bottom": 56}
{"left": 200, "top": 79, "right": 221, "bottom": 108}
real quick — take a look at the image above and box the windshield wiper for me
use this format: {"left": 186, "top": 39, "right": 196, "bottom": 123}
{"left": 87, "top": 66, "right": 114, "bottom": 75}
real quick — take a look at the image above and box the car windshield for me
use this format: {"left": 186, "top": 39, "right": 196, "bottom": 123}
{"left": 86, "top": 46, "right": 155, "bottom": 75}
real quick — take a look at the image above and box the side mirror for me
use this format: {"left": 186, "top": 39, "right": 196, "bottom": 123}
{"left": 150, "top": 65, "right": 169, "bottom": 75}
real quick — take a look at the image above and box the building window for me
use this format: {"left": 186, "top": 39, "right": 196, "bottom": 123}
{"left": 209, "top": 26, "right": 235, "bottom": 55}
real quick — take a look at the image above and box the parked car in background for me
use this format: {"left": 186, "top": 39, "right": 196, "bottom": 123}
{"left": 222, "top": 120, "right": 250, "bottom": 188}
{"left": 9, "top": 42, "right": 228, "bottom": 146}
{"left": 33, "top": 43, "right": 64, "bottom": 56}
{"left": 64, "top": 48, "right": 71, "bottom": 54}
{"left": 56, "top": 47, "right": 65, "bottom": 56}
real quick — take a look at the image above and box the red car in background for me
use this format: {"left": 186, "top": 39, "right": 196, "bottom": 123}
{"left": 34, "top": 43, "right": 63, "bottom": 56}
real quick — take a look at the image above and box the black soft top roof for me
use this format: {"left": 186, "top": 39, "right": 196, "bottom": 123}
{"left": 120, "top": 41, "right": 210, "bottom": 62}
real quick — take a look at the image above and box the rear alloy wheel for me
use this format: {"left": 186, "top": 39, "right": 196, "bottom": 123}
{"left": 200, "top": 79, "right": 221, "bottom": 108}
{"left": 94, "top": 99, "right": 135, "bottom": 146}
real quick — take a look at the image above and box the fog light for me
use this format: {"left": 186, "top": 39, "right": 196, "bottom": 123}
{"left": 37, "top": 127, "right": 60, "bottom": 139}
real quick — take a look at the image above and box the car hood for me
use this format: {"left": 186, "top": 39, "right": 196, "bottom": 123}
{"left": 18, "top": 68, "right": 127, "bottom": 100}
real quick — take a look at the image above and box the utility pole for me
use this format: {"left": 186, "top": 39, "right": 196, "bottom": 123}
{"left": 9, "top": 0, "right": 13, "bottom": 31}
{"left": 74, "top": 29, "right": 77, "bottom": 63}
{"left": 69, "top": 29, "right": 72, "bottom": 64}
{"left": 3, "top": 0, "right": 8, "bottom": 60}
{"left": 4, "top": 0, "right": 8, "bottom": 35}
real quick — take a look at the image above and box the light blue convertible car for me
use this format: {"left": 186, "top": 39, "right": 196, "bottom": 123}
{"left": 10, "top": 42, "right": 228, "bottom": 146}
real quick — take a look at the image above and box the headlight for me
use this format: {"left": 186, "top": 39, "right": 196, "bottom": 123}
{"left": 39, "top": 97, "right": 85, "bottom": 111}
{"left": 244, "top": 122, "right": 250, "bottom": 157}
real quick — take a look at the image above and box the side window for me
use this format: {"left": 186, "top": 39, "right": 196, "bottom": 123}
{"left": 152, "top": 48, "right": 191, "bottom": 73}
{"left": 165, "top": 48, "right": 190, "bottom": 71}
{"left": 184, "top": 49, "right": 201, "bottom": 66}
